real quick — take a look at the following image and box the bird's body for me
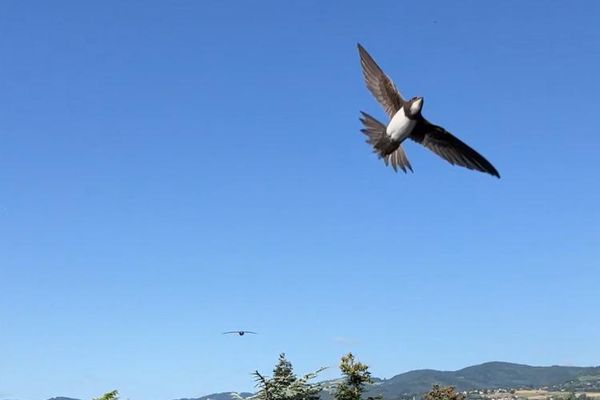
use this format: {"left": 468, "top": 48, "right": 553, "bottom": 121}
{"left": 223, "top": 330, "right": 257, "bottom": 336}
{"left": 386, "top": 102, "right": 419, "bottom": 141}
{"left": 357, "top": 43, "right": 500, "bottom": 178}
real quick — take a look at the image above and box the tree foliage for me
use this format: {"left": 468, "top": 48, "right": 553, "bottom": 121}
{"left": 94, "top": 391, "right": 119, "bottom": 400}
{"left": 242, "top": 353, "right": 324, "bottom": 400}
{"left": 423, "top": 385, "right": 465, "bottom": 400}
{"left": 334, "top": 353, "right": 374, "bottom": 400}
{"left": 273, "top": 353, "right": 298, "bottom": 388}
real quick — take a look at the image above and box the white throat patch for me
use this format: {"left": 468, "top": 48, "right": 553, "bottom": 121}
{"left": 409, "top": 99, "right": 423, "bottom": 115}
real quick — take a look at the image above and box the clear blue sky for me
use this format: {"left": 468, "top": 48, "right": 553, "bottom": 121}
{"left": 1, "top": 1, "right": 599, "bottom": 400}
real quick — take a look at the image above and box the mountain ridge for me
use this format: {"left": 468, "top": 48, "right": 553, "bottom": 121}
{"left": 37, "top": 361, "right": 600, "bottom": 400}
{"left": 363, "top": 361, "right": 600, "bottom": 399}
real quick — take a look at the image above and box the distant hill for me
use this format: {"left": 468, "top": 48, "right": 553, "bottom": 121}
{"left": 174, "top": 392, "right": 254, "bottom": 400}
{"left": 42, "top": 362, "right": 600, "bottom": 400}
{"left": 43, "top": 392, "right": 254, "bottom": 400}
{"left": 554, "top": 373, "right": 600, "bottom": 392}
{"left": 359, "top": 362, "right": 600, "bottom": 399}
{"left": 47, "top": 397, "right": 82, "bottom": 400}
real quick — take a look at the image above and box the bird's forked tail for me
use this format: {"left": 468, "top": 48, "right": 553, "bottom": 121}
{"left": 359, "top": 111, "right": 413, "bottom": 173}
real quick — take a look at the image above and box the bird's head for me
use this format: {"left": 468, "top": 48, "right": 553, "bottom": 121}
{"left": 407, "top": 96, "right": 424, "bottom": 116}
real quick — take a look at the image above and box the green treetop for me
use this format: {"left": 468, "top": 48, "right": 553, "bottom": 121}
{"left": 334, "top": 353, "right": 374, "bottom": 400}
{"left": 243, "top": 353, "right": 324, "bottom": 400}
{"left": 423, "top": 385, "right": 465, "bottom": 400}
{"left": 93, "top": 391, "right": 119, "bottom": 400}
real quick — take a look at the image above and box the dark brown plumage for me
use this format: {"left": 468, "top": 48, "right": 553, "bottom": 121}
{"left": 360, "top": 111, "right": 412, "bottom": 172}
{"left": 357, "top": 43, "right": 500, "bottom": 178}
{"left": 223, "top": 331, "right": 257, "bottom": 336}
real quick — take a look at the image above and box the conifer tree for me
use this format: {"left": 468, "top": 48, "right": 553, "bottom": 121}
{"left": 243, "top": 353, "right": 324, "bottom": 400}
{"left": 334, "top": 353, "right": 373, "bottom": 400}
{"left": 94, "top": 391, "right": 119, "bottom": 400}
{"left": 273, "top": 353, "right": 297, "bottom": 388}
{"left": 423, "top": 385, "right": 465, "bottom": 400}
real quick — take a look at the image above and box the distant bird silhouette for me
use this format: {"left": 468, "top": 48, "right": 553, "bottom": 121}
{"left": 357, "top": 43, "right": 500, "bottom": 178}
{"left": 222, "top": 331, "right": 257, "bottom": 336}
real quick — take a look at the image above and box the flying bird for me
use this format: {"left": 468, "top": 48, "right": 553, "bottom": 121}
{"left": 222, "top": 331, "right": 257, "bottom": 336}
{"left": 357, "top": 43, "right": 500, "bottom": 178}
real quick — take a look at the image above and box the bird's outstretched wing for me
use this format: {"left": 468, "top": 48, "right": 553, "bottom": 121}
{"left": 410, "top": 118, "right": 500, "bottom": 178}
{"left": 357, "top": 43, "right": 405, "bottom": 118}
{"left": 243, "top": 331, "right": 258, "bottom": 334}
